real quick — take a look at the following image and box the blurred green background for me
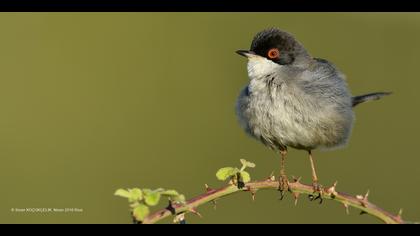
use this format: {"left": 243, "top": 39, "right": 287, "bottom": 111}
{"left": 0, "top": 13, "right": 419, "bottom": 224}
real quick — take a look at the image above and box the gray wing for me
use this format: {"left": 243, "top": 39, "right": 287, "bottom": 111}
{"left": 298, "top": 58, "right": 353, "bottom": 108}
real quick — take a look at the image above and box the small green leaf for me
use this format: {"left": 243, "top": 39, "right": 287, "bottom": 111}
{"left": 240, "top": 171, "right": 251, "bottom": 183}
{"left": 142, "top": 189, "right": 152, "bottom": 195}
{"left": 128, "top": 188, "right": 143, "bottom": 202}
{"left": 161, "top": 190, "right": 179, "bottom": 197}
{"left": 246, "top": 161, "right": 256, "bottom": 168}
{"left": 130, "top": 202, "right": 140, "bottom": 208}
{"left": 133, "top": 204, "right": 150, "bottom": 222}
{"left": 172, "top": 194, "right": 186, "bottom": 204}
{"left": 144, "top": 191, "right": 161, "bottom": 206}
{"left": 240, "top": 159, "right": 256, "bottom": 168}
{"left": 216, "top": 167, "right": 239, "bottom": 181}
{"left": 114, "top": 189, "right": 131, "bottom": 199}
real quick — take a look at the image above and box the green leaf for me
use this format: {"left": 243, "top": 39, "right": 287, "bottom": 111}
{"left": 130, "top": 202, "right": 140, "bottom": 208}
{"left": 240, "top": 159, "right": 256, "bottom": 168}
{"left": 133, "top": 204, "right": 150, "bottom": 222}
{"left": 114, "top": 189, "right": 131, "bottom": 199}
{"left": 172, "top": 194, "right": 186, "bottom": 204}
{"left": 128, "top": 188, "right": 143, "bottom": 202}
{"left": 161, "top": 190, "right": 179, "bottom": 197}
{"left": 144, "top": 191, "right": 161, "bottom": 206}
{"left": 216, "top": 167, "right": 239, "bottom": 181}
{"left": 142, "top": 189, "right": 152, "bottom": 195}
{"left": 240, "top": 171, "right": 251, "bottom": 183}
{"left": 246, "top": 161, "right": 256, "bottom": 168}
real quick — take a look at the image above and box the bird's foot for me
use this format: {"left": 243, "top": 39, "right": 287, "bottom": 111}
{"left": 308, "top": 181, "right": 324, "bottom": 204}
{"left": 278, "top": 175, "right": 290, "bottom": 200}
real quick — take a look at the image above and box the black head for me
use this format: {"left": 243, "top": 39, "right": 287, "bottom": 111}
{"left": 237, "top": 28, "right": 309, "bottom": 65}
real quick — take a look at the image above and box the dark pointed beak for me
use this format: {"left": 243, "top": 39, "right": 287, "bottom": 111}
{"left": 236, "top": 50, "right": 256, "bottom": 58}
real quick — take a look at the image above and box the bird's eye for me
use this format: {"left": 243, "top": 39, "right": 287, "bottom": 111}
{"left": 267, "top": 48, "right": 280, "bottom": 59}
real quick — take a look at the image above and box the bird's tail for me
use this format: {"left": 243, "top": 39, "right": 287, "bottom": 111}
{"left": 352, "top": 92, "right": 392, "bottom": 107}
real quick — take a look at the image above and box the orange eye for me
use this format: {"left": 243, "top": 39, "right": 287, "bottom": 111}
{"left": 267, "top": 48, "right": 280, "bottom": 59}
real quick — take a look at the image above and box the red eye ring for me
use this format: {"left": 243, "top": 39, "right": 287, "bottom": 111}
{"left": 267, "top": 48, "right": 280, "bottom": 59}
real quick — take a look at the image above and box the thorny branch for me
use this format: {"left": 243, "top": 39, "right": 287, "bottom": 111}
{"left": 139, "top": 176, "right": 410, "bottom": 224}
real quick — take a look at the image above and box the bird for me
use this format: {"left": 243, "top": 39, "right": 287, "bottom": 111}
{"left": 235, "top": 28, "right": 391, "bottom": 198}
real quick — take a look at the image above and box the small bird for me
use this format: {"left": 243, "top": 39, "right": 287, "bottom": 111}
{"left": 235, "top": 28, "right": 390, "bottom": 197}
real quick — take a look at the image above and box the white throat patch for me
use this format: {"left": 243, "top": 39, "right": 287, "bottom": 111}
{"left": 247, "top": 56, "right": 280, "bottom": 80}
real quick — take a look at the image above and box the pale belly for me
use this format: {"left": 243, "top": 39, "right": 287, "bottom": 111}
{"left": 236, "top": 86, "right": 354, "bottom": 151}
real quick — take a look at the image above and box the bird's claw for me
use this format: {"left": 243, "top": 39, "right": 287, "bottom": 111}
{"left": 308, "top": 182, "right": 324, "bottom": 204}
{"left": 278, "top": 175, "right": 290, "bottom": 200}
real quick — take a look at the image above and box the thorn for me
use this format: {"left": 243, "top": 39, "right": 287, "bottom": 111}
{"left": 267, "top": 171, "right": 276, "bottom": 181}
{"left": 211, "top": 199, "right": 217, "bottom": 210}
{"left": 293, "top": 192, "right": 300, "bottom": 206}
{"left": 397, "top": 209, "right": 403, "bottom": 220}
{"left": 343, "top": 203, "right": 350, "bottom": 215}
{"left": 189, "top": 208, "right": 203, "bottom": 218}
{"left": 251, "top": 190, "right": 257, "bottom": 201}
{"left": 326, "top": 181, "right": 338, "bottom": 197}
{"left": 205, "top": 184, "right": 213, "bottom": 193}
{"left": 246, "top": 186, "right": 257, "bottom": 201}
{"left": 292, "top": 176, "right": 302, "bottom": 183}
{"left": 364, "top": 190, "right": 370, "bottom": 200}
{"left": 356, "top": 190, "right": 370, "bottom": 207}
{"left": 205, "top": 185, "right": 217, "bottom": 209}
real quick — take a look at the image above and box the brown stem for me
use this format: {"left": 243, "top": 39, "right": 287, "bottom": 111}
{"left": 141, "top": 178, "right": 407, "bottom": 224}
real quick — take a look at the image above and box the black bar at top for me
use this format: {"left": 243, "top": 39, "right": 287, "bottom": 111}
{"left": 0, "top": 1, "right": 417, "bottom": 12}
